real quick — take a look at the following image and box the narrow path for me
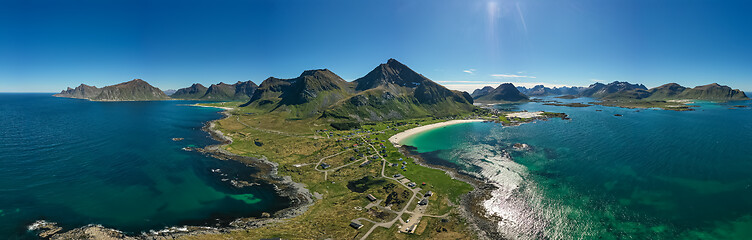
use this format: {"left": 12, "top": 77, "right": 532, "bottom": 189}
{"left": 357, "top": 135, "right": 426, "bottom": 240}
{"left": 312, "top": 146, "right": 368, "bottom": 180}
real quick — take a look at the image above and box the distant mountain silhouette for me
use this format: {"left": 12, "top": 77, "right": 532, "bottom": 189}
{"left": 472, "top": 83, "right": 529, "bottom": 102}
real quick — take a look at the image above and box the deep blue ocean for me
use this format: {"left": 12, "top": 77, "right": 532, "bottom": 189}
{"left": 402, "top": 97, "right": 752, "bottom": 239}
{"left": 0, "top": 94, "right": 288, "bottom": 239}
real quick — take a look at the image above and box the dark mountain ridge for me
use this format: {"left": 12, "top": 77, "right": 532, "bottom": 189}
{"left": 472, "top": 83, "right": 529, "bottom": 102}
{"left": 471, "top": 86, "right": 495, "bottom": 98}
{"left": 171, "top": 81, "right": 258, "bottom": 101}
{"left": 170, "top": 83, "right": 208, "bottom": 99}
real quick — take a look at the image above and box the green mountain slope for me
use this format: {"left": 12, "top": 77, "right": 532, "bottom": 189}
{"left": 200, "top": 83, "right": 237, "bottom": 101}
{"left": 677, "top": 83, "right": 748, "bottom": 100}
{"left": 170, "top": 83, "right": 208, "bottom": 99}
{"left": 171, "top": 81, "right": 258, "bottom": 101}
{"left": 241, "top": 59, "right": 476, "bottom": 121}
{"left": 241, "top": 69, "right": 355, "bottom": 118}
{"left": 233, "top": 81, "right": 260, "bottom": 101}
{"left": 321, "top": 59, "right": 474, "bottom": 121}
{"left": 644, "top": 83, "right": 687, "bottom": 100}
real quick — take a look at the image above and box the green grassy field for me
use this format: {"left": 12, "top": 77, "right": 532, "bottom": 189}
{"left": 181, "top": 106, "right": 480, "bottom": 239}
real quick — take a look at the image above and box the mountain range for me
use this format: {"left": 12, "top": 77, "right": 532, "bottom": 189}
{"left": 242, "top": 59, "right": 475, "bottom": 121}
{"left": 170, "top": 81, "right": 259, "bottom": 101}
{"left": 54, "top": 63, "right": 749, "bottom": 114}
{"left": 516, "top": 85, "right": 585, "bottom": 96}
{"left": 53, "top": 60, "right": 474, "bottom": 120}
{"left": 578, "top": 81, "right": 749, "bottom": 101}
{"left": 472, "top": 81, "right": 749, "bottom": 102}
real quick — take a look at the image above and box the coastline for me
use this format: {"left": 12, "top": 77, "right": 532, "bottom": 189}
{"left": 198, "top": 110, "right": 315, "bottom": 221}
{"left": 35, "top": 114, "right": 509, "bottom": 239}
{"left": 389, "top": 119, "right": 484, "bottom": 147}
{"left": 36, "top": 107, "right": 315, "bottom": 239}
{"left": 396, "top": 144, "right": 503, "bottom": 240}
{"left": 387, "top": 119, "right": 506, "bottom": 239}
{"left": 391, "top": 119, "right": 545, "bottom": 240}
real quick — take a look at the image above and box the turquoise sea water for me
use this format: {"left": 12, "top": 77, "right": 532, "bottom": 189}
{"left": 0, "top": 94, "right": 289, "bottom": 239}
{"left": 402, "top": 97, "right": 752, "bottom": 239}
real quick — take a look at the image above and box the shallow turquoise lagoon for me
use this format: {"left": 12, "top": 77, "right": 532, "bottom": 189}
{"left": 402, "top": 98, "right": 752, "bottom": 239}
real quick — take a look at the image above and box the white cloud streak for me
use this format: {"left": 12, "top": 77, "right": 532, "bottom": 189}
{"left": 463, "top": 69, "right": 476, "bottom": 74}
{"left": 516, "top": 2, "right": 527, "bottom": 33}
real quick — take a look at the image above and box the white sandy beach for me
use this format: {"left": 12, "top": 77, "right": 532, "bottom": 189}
{"left": 389, "top": 119, "right": 484, "bottom": 147}
{"left": 191, "top": 104, "right": 234, "bottom": 111}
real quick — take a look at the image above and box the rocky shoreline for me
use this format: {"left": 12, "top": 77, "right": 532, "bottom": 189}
{"left": 397, "top": 145, "right": 507, "bottom": 240}
{"left": 33, "top": 110, "right": 316, "bottom": 239}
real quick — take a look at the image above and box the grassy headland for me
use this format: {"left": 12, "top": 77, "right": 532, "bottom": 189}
{"left": 181, "top": 106, "right": 484, "bottom": 240}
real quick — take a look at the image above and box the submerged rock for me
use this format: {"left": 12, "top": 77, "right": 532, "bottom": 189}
{"left": 512, "top": 143, "right": 531, "bottom": 151}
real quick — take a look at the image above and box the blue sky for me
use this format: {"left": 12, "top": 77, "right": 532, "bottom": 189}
{"left": 2, "top": 0, "right": 752, "bottom": 92}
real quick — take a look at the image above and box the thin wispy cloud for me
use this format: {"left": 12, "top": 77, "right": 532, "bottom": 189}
{"left": 463, "top": 69, "right": 476, "bottom": 74}
{"left": 491, "top": 74, "right": 536, "bottom": 79}
{"left": 516, "top": 2, "right": 528, "bottom": 33}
